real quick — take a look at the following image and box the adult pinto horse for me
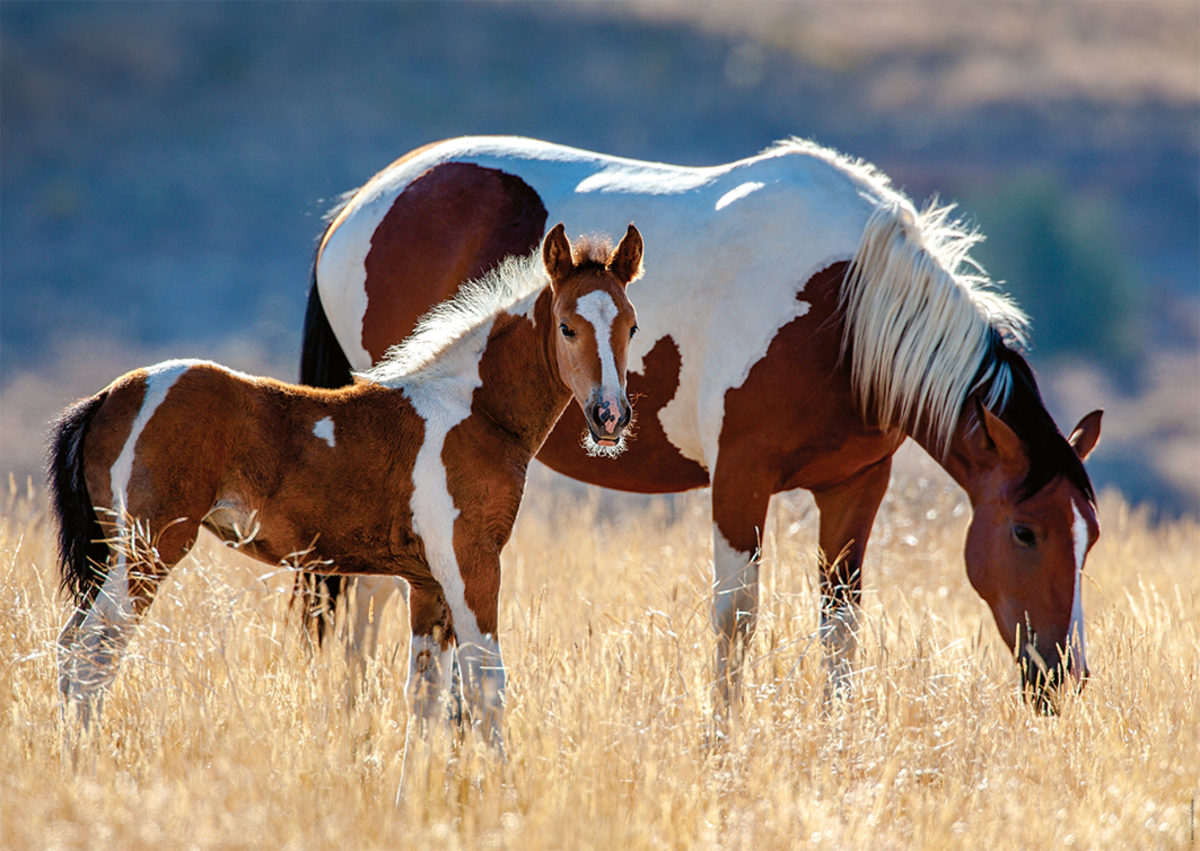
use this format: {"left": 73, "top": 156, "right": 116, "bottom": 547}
{"left": 50, "top": 223, "right": 644, "bottom": 746}
{"left": 302, "top": 136, "right": 1103, "bottom": 712}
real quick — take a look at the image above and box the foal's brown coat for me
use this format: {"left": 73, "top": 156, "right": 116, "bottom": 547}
{"left": 51, "top": 223, "right": 644, "bottom": 744}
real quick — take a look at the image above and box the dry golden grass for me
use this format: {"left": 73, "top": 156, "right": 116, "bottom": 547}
{"left": 1, "top": 464, "right": 1197, "bottom": 850}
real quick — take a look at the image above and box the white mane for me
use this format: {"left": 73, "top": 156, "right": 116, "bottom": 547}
{"left": 358, "top": 251, "right": 548, "bottom": 388}
{"left": 839, "top": 194, "right": 1029, "bottom": 457}
{"left": 764, "top": 138, "right": 1028, "bottom": 454}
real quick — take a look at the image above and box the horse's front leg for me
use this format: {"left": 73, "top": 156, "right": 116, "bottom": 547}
{"left": 812, "top": 456, "right": 892, "bottom": 703}
{"left": 710, "top": 460, "right": 773, "bottom": 722}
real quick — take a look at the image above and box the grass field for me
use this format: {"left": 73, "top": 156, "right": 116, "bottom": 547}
{"left": 1, "top": 464, "right": 1196, "bottom": 850}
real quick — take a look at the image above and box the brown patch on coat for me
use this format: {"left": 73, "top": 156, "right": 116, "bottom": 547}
{"left": 360, "top": 162, "right": 547, "bottom": 361}
{"left": 536, "top": 334, "right": 709, "bottom": 492}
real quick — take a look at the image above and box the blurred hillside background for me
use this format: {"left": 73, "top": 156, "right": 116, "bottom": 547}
{"left": 2, "top": 1, "right": 1197, "bottom": 514}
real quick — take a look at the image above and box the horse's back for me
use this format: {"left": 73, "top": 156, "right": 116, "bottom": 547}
{"left": 314, "top": 136, "right": 898, "bottom": 475}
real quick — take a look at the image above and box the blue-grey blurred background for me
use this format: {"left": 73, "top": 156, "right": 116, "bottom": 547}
{"left": 2, "top": 1, "right": 1197, "bottom": 514}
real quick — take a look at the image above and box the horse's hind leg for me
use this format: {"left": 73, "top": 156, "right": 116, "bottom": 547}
{"left": 812, "top": 456, "right": 891, "bottom": 703}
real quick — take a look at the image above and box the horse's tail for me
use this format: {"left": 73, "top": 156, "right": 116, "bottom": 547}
{"left": 299, "top": 260, "right": 354, "bottom": 389}
{"left": 48, "top": 393, "right": 110, "bottom": 609}
{"left": 295, "top": 255, "right": 352, "bottom": 643}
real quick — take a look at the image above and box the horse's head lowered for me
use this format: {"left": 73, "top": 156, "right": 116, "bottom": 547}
{"left": 542, "top": 222, "right": 643, "bottom": 457}
{"left": 955, "top": 383, "right": 1102, "bottom": 712}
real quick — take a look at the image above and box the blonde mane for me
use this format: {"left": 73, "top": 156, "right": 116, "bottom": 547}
{"left": 839, "top": 199, "right": 1029, "bottom": 457}
{"left": 359, "top": 251, "right": 548, "bottom": 388}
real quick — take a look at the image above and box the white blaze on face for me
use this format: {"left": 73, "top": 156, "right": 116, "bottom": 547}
{"left": 313, "top": 416, "right": 336, "bottom": 448}
{"left": 1068, "top": 501, "right": 1090, "bottom": 680}
{"left": 573, "top": 290, "right": 623, "bottom": 433}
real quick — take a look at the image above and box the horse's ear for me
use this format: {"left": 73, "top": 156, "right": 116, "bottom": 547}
{"left": 970, "top": 397, "right": 1024, "bottom": 466}
{"left": 1068, "top": 409, "right": 1103, "bottom": 461}
{"left": 607, "top": 223, "right": 644, "bottom": 286}
{"left": 543, "top": 222, "right": 573, "bottom": 287}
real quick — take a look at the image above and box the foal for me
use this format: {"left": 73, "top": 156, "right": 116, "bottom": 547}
{"left": 50, "top": 223, "right": 644, "bottom": 746}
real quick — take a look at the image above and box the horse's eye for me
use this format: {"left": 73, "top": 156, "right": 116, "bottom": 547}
{"left": 630, "top": 324, "right": 639, "bottom": 339}
{"left": 1013, "top": 525, "right": 1037, "bottom": 548}
{"left": 559, "top": 323, "right": 576, "bottom": 339}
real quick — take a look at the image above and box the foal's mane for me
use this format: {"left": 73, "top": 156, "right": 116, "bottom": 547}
{"left": 360, "top": 251, "right": 548, "bottom": 388}
{"left": 360, "top": 236, "right": 617, "bottom": 389}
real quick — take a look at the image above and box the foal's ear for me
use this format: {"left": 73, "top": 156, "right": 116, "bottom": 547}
{"left": 1068, "top": 410, "right": 1103, "bottom": 461}
{"left": 607, "top": 223, "right": 644, "bottom": 286}
{"left": 543, "top": 222, "right": 573, "bottom": 287}
{"left": 970, "top": 397, "right": 1024, "bottom": 466}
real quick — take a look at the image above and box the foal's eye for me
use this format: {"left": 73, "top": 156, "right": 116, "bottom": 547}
{"left": 1013, "top": 525, "right": 1037, "bottom": 548}
{"left": 559, "top": 323, "right": 576, "bottom": 339}
{"left": 630, "top": 324, "right": 639, "bottom": 339}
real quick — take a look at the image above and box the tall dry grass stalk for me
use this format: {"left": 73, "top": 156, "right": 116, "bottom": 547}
{"left": 1, "top": 467, "right": 1196, "bottom": 850}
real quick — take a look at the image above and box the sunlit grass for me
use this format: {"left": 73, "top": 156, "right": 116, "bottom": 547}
{"left": 1, "top": 468, "right": 1196, "bottom": 850}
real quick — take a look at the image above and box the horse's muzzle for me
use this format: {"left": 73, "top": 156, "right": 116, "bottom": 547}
{"left": 1019, "top": 644, "right": 1089, "bottom": 715}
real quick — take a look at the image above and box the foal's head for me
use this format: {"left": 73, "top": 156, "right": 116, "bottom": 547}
{"left": 542, "top": 222, "right": 643, "bottom": 457}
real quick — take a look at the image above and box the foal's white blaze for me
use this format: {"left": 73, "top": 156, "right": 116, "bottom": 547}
{"left": 313, "top": 416, "right": 336, "bottom": 448}
{"left": 574, "top": 290, "right": 622, "bottom": 434}
{"left": 1068, "top": 501, "right": 1089, "bottom": 681}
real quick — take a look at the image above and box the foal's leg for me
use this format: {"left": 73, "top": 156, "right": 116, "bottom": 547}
{"left": 403, "top": 583, "right": 457, "bottom": 731}
{"left": 709, "top": 461, "right": 773, "bottom": 717}
{"left": 58, "top": 515, "right": 196, "bottom": 727}
{"left": 812, "top": 456, "right": 892, "bottom": 702}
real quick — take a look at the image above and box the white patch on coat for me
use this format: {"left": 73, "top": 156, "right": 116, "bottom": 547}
{"left": 402, "top": 341, "right": 507, "bottom": 736}
{"left": 1068, "top": 501, "right": 1089, "bottom": 679}
{"left": 313, "top": 416, "right": 336, "bottom": 448}
{"left": 715, "top": 181, "right": 766, "bottom": 211}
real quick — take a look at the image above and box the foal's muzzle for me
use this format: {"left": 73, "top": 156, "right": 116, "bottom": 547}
{"left": 586, "top": 394, "right": 632, "bottom": 447}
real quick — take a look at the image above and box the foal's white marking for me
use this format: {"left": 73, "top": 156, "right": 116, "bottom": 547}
{"left": 401, "top": 329, "right": 506, "bottom": 734}
{"left": 64, "top": 360, "right": 198, "bottom": 710}
{"left": 715, "top": 181, "right": 766, "bottom": 211}
{"left": 313, "top": 416, "right": 336, "bottom": 448}
{"left": 1068, "top": 502, "right": 1089, "bottom": 680}
{"left": 574, "top": 290, "right": 622, "bottom": 420}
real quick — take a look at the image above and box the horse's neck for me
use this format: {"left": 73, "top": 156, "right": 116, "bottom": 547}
{"left": 471, "top": 290, "right": 572, "bottom": 455}
{"left": 906, "top": 402, "right": 991, "bottom": 503}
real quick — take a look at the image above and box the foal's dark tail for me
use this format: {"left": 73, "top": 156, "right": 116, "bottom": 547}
{"left": 48, "top": 393, "right": 110, "bottom": 610}
{"left": 295, "top": 261, "right": 355, "bottom": 643}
